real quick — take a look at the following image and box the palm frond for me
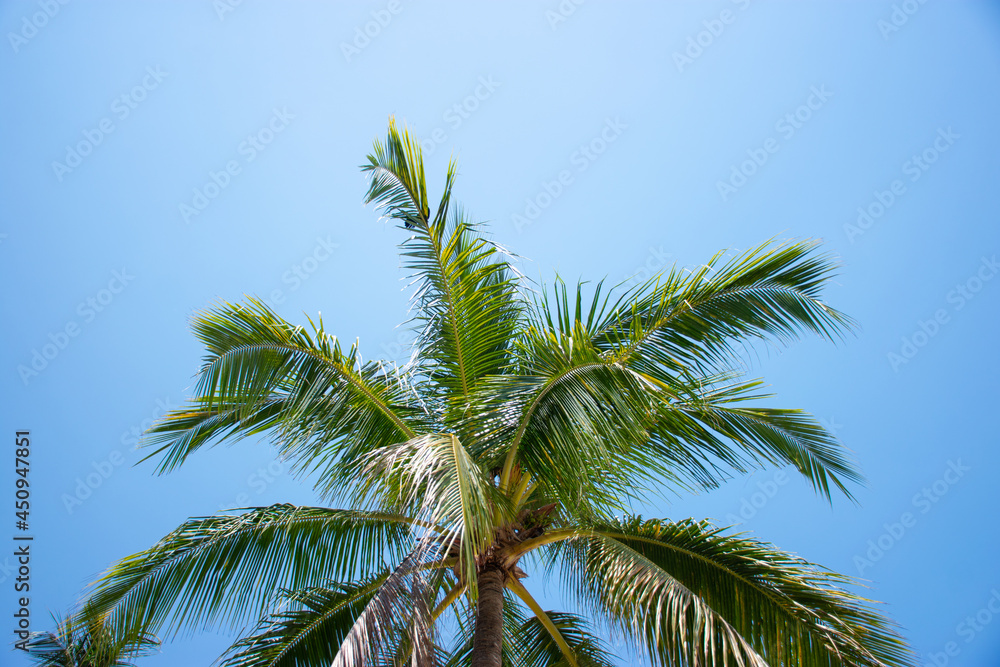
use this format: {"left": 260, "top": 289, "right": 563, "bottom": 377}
{"left": 140, "top": 298, "right": 423, "bottom": 499}
{"left": 363, "top": 120, "right": 524, "bottom": 416}
{"left": 219, "top": 579, "right": 383, "bottom": 667}
{"left": 558, "top": 517, "right": 915, "bottom": 667}
{"left": 330, "top": 546, "right": 446, "bottom": 667}
{"left": 492, "top": 264, "right": 860, "bottom": 503}
{"left": 79, "top": 505, "right": 412, "bottom": 641}
{"left": 664, "top": 378, "right": 863, "bottom": 500}
{"left": 507, "top": 578, "right": 580, "bottom": 667}
{"left": 348, "top": 433, "right": 503, "bottom": 590}
{"left": 361, "top": 116, "right": 431, "bottom": 227}
{"left": 594, "top": 238, "right": 854, "bottom": 374}
{"left": 22, "top": 613, "right": 159, "bottom": 666}
{"left": 515, "top": 611, "right": 616, "bottom": 667}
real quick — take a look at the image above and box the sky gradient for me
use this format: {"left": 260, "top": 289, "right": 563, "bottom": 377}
{"left": 2, "top": 1, "right": 999, "bottom": 665}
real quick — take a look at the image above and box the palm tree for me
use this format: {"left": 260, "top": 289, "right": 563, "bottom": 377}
{"left": 77, "top": 120, "right": 914, "bottom": 667}
{"left": 22, "top": 614, "right": 158, "bottom": 666}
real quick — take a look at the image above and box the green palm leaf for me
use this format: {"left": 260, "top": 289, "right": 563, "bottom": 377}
{"left": 22, "top": 614, "right": 159, "bottom": 667}
{"left": 493, "top": 271, "right": 859, "bottom": 505}
{"left": 362, "top": 119, "right": 523, "bottom": 416}
{"left": 347, "top": 432, "right": 504, "bottom": 590}
{"left": 596, "top": 238, "right": 854, "bottom": 373}
{"left": 80, "top": 505, "right": 413, "bottom": 641}
{"left": 557, "top": 517, "right": 913, "bottom": 667}
{"left": 219, "top": 580, "right": 382, "bottom": 667}
{"left": 515, "top": 612, "right": 616, "bottom": 667}
{"left": 140, "top": 298, "right": 421, "bottom": 498}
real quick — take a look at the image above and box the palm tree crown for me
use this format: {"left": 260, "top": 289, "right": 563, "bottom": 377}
{"left": 77, "top": 119, "right": 914, "bottom": 667}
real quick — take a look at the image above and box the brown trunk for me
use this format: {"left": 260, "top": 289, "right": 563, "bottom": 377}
{"left": 470, "top": 565, "right": 506, "bottom": 667}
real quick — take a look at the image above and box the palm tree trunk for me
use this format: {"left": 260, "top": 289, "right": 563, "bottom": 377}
{"left": 470, "top": 566, "right": 505, "bottom": 667}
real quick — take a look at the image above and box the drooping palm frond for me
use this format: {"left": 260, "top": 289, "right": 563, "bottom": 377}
{"left": 222, "top": 566, "right": 451, "bottom": 667}
{"left": 556, "top": 517, "right": 913, "bottom": 667}
{"left": 79, "top": 505, "right": 413, "bottom": 641}
{"left": 662, "top": 377, "right": 863, "bottom": 500}
{"left": 139, "top": 298, "right": 424, "bottom": 498}
{"left": 514, "top": 611, "right": 616, "bottom": 667}
{"left": 219, "top": 580, "right": 382, "bottom": 667}
{"left": 328, "top": 544, "right": 449, "bottom": 667}
{"left": 347, "top": 432, "right": 504, "bottom": 590}
{"left": 23, "top": 613, "right": 159, "bottom": 667}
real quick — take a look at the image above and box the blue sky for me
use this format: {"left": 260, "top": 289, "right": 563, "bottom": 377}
{"left": 2, "top": 1, "right": 999, "bottom": 665}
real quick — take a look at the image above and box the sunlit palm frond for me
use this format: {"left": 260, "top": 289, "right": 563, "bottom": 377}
{"left": 348, "top": 432, "right": 503, "bottom": 590}
{"left": 330, "top": 545, "right": 448, "bottom": 667}
{"left": 223, "top": 562, "right": 455, "bottom": 667}
{"left": 664, "top": 377, "right": 863, "bottom": 500}
{"left": 495, "top": 266, "right": 860, "bottom": 504}
{"left": 219, "top": 579, "right": 382, "bottom": 667}
{"left": 363, "top": 121, "right": 523, "bottom": 416}
{"left": 558, "top": 517, "right": 914, "bottom": 667}
{"left": 140, "top": 298, "right": 423, "bottom": 498}
{"left": 361, "top": 116, "right": 430, "bottom": 227}
{"left": 79, "top": 505, "right": 412, "bottom": 642}
{"left": 595, "top": 238, "right": 854, "bottom": 375}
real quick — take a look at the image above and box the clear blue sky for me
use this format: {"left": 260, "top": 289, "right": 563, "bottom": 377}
{"left": 2, "top": 1, "right": 999, "bottom": 665}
